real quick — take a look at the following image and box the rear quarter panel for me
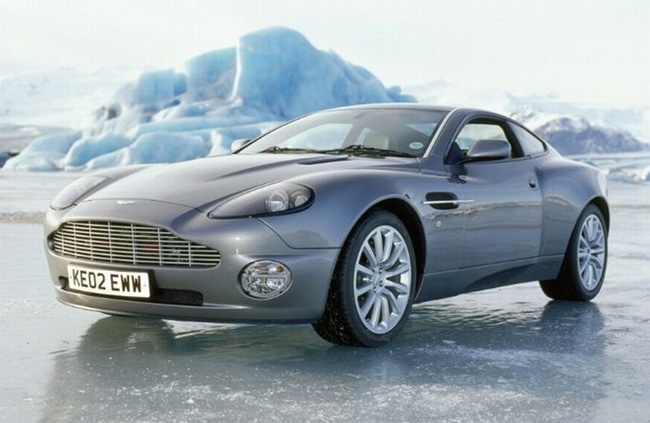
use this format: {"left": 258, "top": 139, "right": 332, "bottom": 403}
{"left": 537, "top": 152, "right": 608, "bottom": 257}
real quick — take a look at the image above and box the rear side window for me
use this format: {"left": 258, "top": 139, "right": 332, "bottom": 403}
{"left": 510, "top": 123, "right": 546, "bottom": 157}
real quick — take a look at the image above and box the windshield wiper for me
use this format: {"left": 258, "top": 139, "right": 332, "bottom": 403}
{"left": 321, "top": 145, "right": 416, "bottom": 158}
{"left": 260, "top": 146, "right": 320, "bottom": 154}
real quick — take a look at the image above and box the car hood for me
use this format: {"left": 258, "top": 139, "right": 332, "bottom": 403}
{"left": 83, "top": 153, "right": 416, "bottom": 211}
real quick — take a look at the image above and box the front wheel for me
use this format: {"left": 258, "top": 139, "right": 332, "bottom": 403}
{"left": 313, "top": 211, "right": 416, "bottom": 347}
{"left": 540, "top": 204, "right": 608, "bottom": 301}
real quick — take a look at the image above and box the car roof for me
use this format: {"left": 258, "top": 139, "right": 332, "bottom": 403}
{"left": 324, "top": 103, "right": 516, "bottom": 119}
{"left": 325, "top": 103, "right": 457, "bottom": 113}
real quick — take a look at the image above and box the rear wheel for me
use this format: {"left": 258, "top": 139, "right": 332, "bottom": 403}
{"left": 313, "top": 211, "right": 416, "bottom": 347}
{"left": 540, "top": 204, "right": 607, "bottom": 301}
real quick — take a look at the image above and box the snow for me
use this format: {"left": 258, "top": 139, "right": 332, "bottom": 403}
{"left": 0, "top": 67, "right": 138, "bottom": 128}
{"left": 3, "top": 27, "right": 413, "bottom": 172}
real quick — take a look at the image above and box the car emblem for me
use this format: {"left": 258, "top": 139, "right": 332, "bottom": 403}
{"left": 117, "top": 200, "right": 135, "bottom": 205}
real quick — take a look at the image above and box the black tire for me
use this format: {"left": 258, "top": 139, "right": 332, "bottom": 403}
{"left": 312, "top": 211, "right": 416, "bottom": 347}
{"left": 540, "top": 204, "right": 608, "bottom": 301}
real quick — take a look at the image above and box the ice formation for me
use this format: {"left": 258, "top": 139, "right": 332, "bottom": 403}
{"left": 4, "top": 27, "right": 413, "bottom": 171}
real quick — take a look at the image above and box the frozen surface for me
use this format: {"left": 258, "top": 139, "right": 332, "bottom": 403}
{"left": 0, "top": 171, "right": 81, "bottom": 222}
{"left": 0, "top": 174, "right": 649, "bottom": 422}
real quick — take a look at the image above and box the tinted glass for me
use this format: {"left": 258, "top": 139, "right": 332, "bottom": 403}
{"left": 454, "top": 123, "right": 508, "bottom": 150}
{"left": 510, "top": 123, "right": 546, "bottom": 157}
{"left": 238, "top": 108, "right": 448, "bottom": 157}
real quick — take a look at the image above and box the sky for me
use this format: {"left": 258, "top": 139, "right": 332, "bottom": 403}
{"left": 1, "top": 0, "right": 649, "bottom": 108}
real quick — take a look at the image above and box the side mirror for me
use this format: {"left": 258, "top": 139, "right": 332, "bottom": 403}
{"left": 230, "top": 139, "right": 252, "bottom": 153}
{"left": 465, "top": 139, "right": 511, "bottom": 161}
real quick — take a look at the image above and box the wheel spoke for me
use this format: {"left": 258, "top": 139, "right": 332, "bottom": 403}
{"left": 382, "top": 287, "right": 401, "bottom": 314}
{"left": 359, "top": 291, "right": 376, "bottom": 318}
{"left": 381, "top": 230, "right": 394, "bottom": 263}
{"left": 369, "top": 296, "right": 382, "bottom": 328}
{"left": 586, "top": 216, "right": 600, "bottom": 242}
{"left": 577, "top": 214, "right": 606, "bottom": 291}
{"left": 372, "top": 231, "right": 384, "bottom": 265}
{"left": 589, "top": 254, "right": 603, "bottom": 269}
{"left": 362, "top": 243, "right": 378, "bottom": 268}
{"left": 384, "top": 280, "right": 410, "bottom": 295}
{"left": 581, "top": 265, "right": 591, "bottom": 286}
{"left": 587, "top": 265, "right": 597, "bottom": 288}
{"left": 385, "top": 242, "right": 405, "bottom": 268}
{"left": 380, "top": 294, "right": 391, "bottom": 324}
{"left": 593, "top": 229, "right": 605, "bottom": 246}
{"left": 353, "top": 223, "right": 413, "bottom": 335}
{"left": 355, "top": 281, "right": 374, "bottom": 296}
{"left": 356, "top": 264, "right": 374, "bottom": 277}
{"left": 384, "top": 263, "right": 410, "bottom": 279}
{"left": 579, "top": 255, "right": 590, "bottom": 275}
{"left": 584, "top": 219, "right": 594, "bottom": 241}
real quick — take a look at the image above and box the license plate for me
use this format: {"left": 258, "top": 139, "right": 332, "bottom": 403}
{"left": 67, "top": 264, "right": 151, "bottom": 298}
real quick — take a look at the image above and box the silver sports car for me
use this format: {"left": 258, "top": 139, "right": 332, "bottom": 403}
{"left": 44, "top": 104, "right": 609, "bottom": 347}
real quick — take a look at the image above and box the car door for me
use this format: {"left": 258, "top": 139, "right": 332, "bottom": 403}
{"left": 419, "top": 173, "right": 467, "bottom": 272}
{"left": 450, "top": 118, "right": 543, "bottom": 268}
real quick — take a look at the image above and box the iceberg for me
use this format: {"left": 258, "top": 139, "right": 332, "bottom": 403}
{"left": 4, "top": 27, "right": 413, "bottom": 171}
{"left": 4, "top": 131, "right": 81, "bottom": 171}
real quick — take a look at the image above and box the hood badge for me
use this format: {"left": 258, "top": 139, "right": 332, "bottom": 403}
{"left": 117, "top": 200, "right": 135, "bottom": 205}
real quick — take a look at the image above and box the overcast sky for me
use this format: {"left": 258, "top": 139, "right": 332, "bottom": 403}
{"left": 1, "top": 0, "right": 649, "bottom": 108}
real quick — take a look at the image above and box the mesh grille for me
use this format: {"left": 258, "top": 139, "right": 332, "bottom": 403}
{"left": 51, "top": 221, "right": 220, "bottom": 268}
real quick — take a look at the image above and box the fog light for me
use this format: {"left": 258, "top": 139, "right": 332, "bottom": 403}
{"left": 240, "top": 260, "right": 292, "bottom": 299}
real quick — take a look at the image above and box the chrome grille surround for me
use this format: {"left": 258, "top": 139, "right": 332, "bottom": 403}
{"left": 51, "top": 221, "right": 221, "bottom": 268}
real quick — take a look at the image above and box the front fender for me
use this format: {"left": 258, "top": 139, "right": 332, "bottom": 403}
{"left": 258, "top": 169, "right": 439, "bottom": 249}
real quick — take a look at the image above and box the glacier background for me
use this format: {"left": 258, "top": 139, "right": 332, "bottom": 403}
{"left": 2, "top": 27, "right": 413, "bottom": 171}
{"left": 1, "top": 27, "right": 649, "bottom": 179}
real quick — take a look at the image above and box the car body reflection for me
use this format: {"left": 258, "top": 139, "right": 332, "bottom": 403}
{"left": 43, "top": 300, "right": 606, "bottom": 422}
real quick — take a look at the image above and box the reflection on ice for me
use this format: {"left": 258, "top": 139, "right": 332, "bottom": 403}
{"left": 43, "top": 301, "right": 606, "bottom": 422}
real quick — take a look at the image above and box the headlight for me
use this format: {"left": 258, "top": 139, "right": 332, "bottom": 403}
{"left": 208, "top": 182, "right": 314, "bottom": 219}
{"left": 50, "top": 175, "right": 109, "bottom": 210}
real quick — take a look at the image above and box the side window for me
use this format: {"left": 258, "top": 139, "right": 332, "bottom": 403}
{"left": 456, "top": 123, "right": 508, "bottom": 149}
{"left": 447, "top": 121, "right": 511, "bottom": 163}
{"left": 509, "top": 123, "right": 546, "bottom": 157}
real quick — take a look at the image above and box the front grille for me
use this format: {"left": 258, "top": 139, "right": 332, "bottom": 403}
{"left": 51, "top": 221, "right": 221, "bottom": 268}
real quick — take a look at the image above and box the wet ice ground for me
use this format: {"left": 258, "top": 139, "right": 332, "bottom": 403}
{"left": 1, "top": 175, "right": 649, "bottom": 423}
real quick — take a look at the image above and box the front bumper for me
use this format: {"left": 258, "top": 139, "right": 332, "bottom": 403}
{"left": 44, "top": 199, "right": 338, "bottom": 323}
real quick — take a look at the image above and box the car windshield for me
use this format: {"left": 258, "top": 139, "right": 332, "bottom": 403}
{"left": 236, "top": 108, "right": 447, "bottom": 158}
